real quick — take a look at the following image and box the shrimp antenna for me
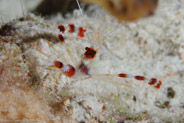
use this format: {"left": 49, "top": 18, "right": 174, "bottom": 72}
{"left": 0, "top": 48, "right": 33, "bottom": 67}
{"left": 20, "top": 0, "right": 25, "bottom": 16}
{"left": 76, "top": 0, "right": 84, "bottom": 16}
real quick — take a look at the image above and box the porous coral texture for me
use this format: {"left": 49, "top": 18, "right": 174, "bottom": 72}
{"left": 0, "top": 0, "right": 184, "bottom": 122}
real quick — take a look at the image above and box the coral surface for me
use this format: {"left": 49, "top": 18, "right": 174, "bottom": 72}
{"left": 0, "top": 0, "right": 184, "bottom": 122}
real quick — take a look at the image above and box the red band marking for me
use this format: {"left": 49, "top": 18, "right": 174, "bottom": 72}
{"left": 54, "top": 61, "right": 63, "bottom": 69}
{"left": 148, "top": 78, "right": 157, "bottom": 85}
{"left": 63, "top": 65, "right": 76, "bottom": 77}
{"left": 84, "top": 47, "right": 97, "bottom": 59}
{"left": 77, "top": 27, "right": 87, "bottom": 38}
{"left": 154, "top": 81, "right": 162, "bottom": 89}
{"left": 58, "top": 34, "right": 65, "bottom": 43}
{"left": 118, "top": 73, "right": 128, "bottom": 78}
{"left": 68, "top": 24, "right": 75, "bottom": 33}
{"left": 87, "top": 106, "right": 92, "bottom": 110}
{"left": 135, "top": 76, "right": 146, "bottom": 81}
{"left": 58, "top": 25, "right": 65, "bottom": 33}
{"left": 2, "top": 39, "right": 8, "bottom": 43}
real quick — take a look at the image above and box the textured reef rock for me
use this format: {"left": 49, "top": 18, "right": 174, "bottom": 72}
{"left": 0, "top": 0, "right": 184, "bottom": 122}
